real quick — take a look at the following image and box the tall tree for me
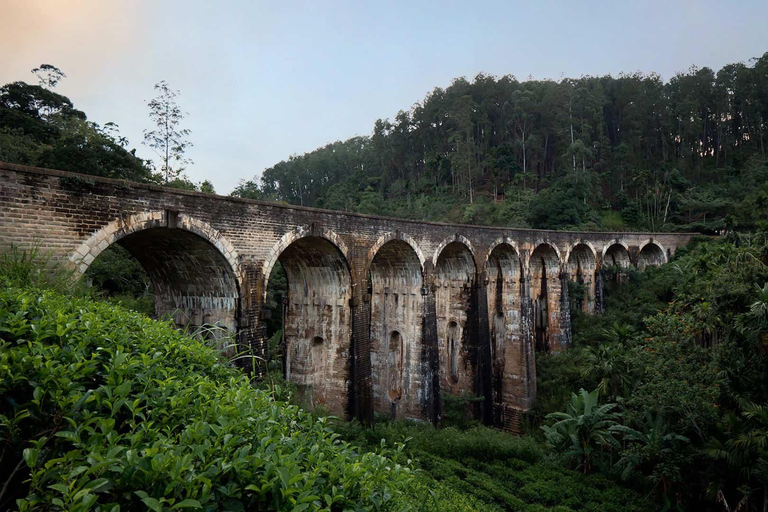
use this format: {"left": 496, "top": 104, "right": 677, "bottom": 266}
{"left": 143, "top": 81, "right": 193, "bottom": 183}
{"left": 31, "top": 64, "right": 66, "bottom": 89}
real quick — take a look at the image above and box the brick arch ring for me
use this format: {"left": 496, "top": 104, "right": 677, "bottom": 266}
{"left": 563, "top": 240, "right": 599, "bottom": 269}
{"left": 638, "top": 239, "right": 668, "bottom": 264}
{"left": 524, "top": 239, "right": 563, "bottom": 272}
{"left": 432, "top": 234, "right": 477, "bottom": 270}
{"left": 261, "top": 226, "right": 351, "bottom": 300}
{"left": 365, "top": 231, "right": 427, "bottom": 277}
{"left": 484, "top": 237, "right": 522, "bottom": 268}
{"left": 68, "top": 210, "right": 242, "bottom": 281}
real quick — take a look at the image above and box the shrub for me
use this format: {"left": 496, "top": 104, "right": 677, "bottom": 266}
{"left": 0, "top": 284, "right": 412, "bottom": 511}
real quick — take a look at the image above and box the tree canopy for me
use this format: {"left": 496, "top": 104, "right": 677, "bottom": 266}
{"left": 236, "top": 53, "right": 768, "bottom": 232}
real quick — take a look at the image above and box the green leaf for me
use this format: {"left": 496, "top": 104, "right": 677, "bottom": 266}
{"left": 23, "top": 448, "right": 38, "bottom": 468}
{"left": 171, "top": 499, "right": 202, "bottom": 509}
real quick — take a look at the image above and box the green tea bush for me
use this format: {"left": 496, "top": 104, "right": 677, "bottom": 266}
{"left": 0, "top": 284, "right": 412, "bottom": 511}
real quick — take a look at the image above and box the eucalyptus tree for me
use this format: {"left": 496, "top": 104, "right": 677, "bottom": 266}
{"left": 143, "top": 81, "right": 193, "bottom": 183}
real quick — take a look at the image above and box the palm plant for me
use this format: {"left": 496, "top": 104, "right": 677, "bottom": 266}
{"left": 581, "top": 342, "right": 634, "bottom": 399}
{"left": 611, "top": 413, "right": 689, "bottom": 494}
{"left": 541, "top": 388, "right": 621, "bottom": 474}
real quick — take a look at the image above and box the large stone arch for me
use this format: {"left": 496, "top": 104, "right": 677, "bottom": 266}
{"left": 638, "top": 240, "right": 667, "bottom": 269}
{"left": 262, "top": 226, "right": 351, "bottom": 300}
{"left": 602, "top": 241, "right": 631, "bottom": 268}
{"left": 434, "top": 239, "right": 477, "bottom": 397}
{"left": 529, "top": 242, "right": 566, "bottom": 353}
{"left": 368, "top": 238, "right": 425, "bottom": 420}
{"left": 264, "top": 227, "right": 353, "bottom": 417}
{"left": 69, "top": 210, "right": 241, "bottom": 279}
{"left": 485, "top": 240, "right": 530, "bottom": 428}
{"left": 366, "top": 231, "right": 427, "bottom": 277}
{"left": 565, "top": 242, "right": 598, "bottom": 314}
{"left": 69, "top": 211, "right": 241, "bottom": 336}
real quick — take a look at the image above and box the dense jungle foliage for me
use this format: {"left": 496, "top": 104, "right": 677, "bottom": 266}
{"left": 530, "top": 232, "right": 768, "bottom": 511}
{"left": 234, "top": 53, "right": 768, "bottom": 233}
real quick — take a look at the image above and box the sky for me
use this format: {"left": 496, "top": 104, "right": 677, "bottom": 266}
{"left": 1, "top": 0, "right": 767, "bottom": 194}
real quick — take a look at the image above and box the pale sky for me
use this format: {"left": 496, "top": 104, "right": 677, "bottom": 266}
{"left": 1, "top": 0, "right": 766, "bottom": 193}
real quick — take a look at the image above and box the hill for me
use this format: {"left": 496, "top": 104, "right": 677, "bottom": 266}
{"left": 234, "top": 53, "right": 768, "bottom": 233}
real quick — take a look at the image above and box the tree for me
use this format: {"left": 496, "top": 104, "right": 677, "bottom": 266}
{"left": 31, "top": 64, "right": 66, "bottom": 89}
{"left": 143, "top": 81, "right": 192, "bottom": 183}
{"left": 541, "top": 388, "right": 621, "bottom": 474}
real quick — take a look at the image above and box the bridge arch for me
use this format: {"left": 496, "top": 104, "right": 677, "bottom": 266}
{"left": 529, "top": 243, "right": 562, "bottom": 353}
{"left": 366, "top": 232, "right": 427, "bottom": 277}
{"left": 432, "top": 235, "right": 477, "bottom": 271}
{"left": 368, "top": 237, "right": 425, "bottom": 420}
{"left": 565, "top": 242, "right": 598, "bottom": 314}
{"left": 602, "top": 241, "right": 631, "bottom": 268}
{"left": 638, "top": 240, "right": 667, "bottom": 269}
{"left": 262, "top": 226, "right": 351, "bottom": 300}
{"left": 434, "top": 239, "right": 477, "bottom": 393}
{"left": 69, "top": 210, "right": 241, "bottom": 335}
{"left": 263, "top": 226, "right": 352, "bottom": 417}
{"left": 485, "top": 240, "right": 525, "bottom": 424}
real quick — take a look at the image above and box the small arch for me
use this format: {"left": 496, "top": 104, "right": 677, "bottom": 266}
{"left": 526, "top": 241, "right": 562, "bottom": 272}
{"left": 529, "top": 243, "right": 560, "bottom": 277}
{"left": 263, "top": 226, "right": 350, "bottom": 300}
{"left": 638, "top": 241, "right": 667, "bottom": 269}
{"left": 602, "top": 242, "right": 631, "bottom": 268}
{"left": 432, "top": 235, "right": 477, "bottom": 270}
{"left": 564, "top": 241, "right": 597, "bottom": 268}
{"left": 434, "top": 241, "right": 476, "bottom": 285}
{"left": 485, "top": 237, "right": 521, "bottom": 269}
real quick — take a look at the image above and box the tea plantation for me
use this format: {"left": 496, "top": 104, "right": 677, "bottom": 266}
{"left": 0, "top": 282, "right": 412, "bottom": 511}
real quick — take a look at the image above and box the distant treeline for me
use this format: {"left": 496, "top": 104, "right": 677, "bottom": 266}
{"left": 235, "top": 53, "right": 768, "bottom": 232}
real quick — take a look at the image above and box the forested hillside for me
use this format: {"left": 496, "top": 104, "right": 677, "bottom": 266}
{"left": 235, "top": 53, "right": 768, "bottom": 232}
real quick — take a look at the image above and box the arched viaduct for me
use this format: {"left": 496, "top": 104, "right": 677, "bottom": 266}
{"left": 0, "top": 162, "right": 694, "bottom": 431}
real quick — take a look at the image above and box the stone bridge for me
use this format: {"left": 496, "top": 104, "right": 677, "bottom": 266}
{"left": 0, "top": 162, "right": 695, "bottom": 430}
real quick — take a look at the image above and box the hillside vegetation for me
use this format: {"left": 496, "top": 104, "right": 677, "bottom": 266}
{"left": 234, "top": 53, "right": 768, "bottom": 233}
